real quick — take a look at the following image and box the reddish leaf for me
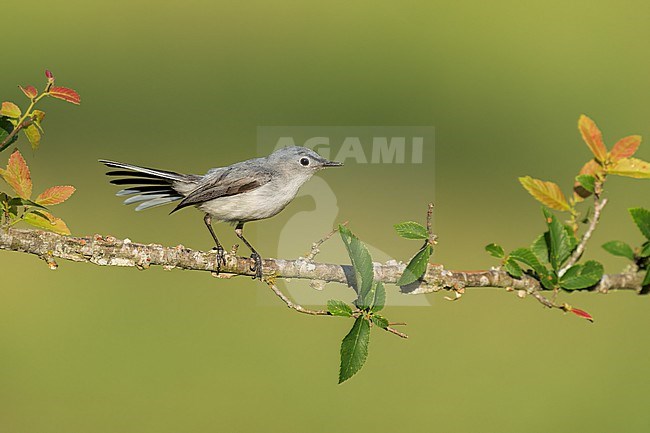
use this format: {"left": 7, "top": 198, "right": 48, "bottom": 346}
{"left": 36, "top": 185, "right": 76, "bottom": 206}
{"left": 1, "top": 101, "right": 21, "bottom": 118}
{"left": 45, "top": 69, "right": 54, "bottom": 81}
{"left": 568, "top": 307, "right": 594, "bottom": 322}
{"left": 578, "top": 115, "right": 608, "bottom": 162}
{"left": 48, "top": 86, "right": 80, "bottom": 105}
{"left": 609, "top": 135, "right": 641, "bottom": 162}
{"left": 19, "top": 85, "right": 38, "bottom": 99}
{"left": 0, "top": 150, "right": 32, "bottom": 199}
{"left": 578, "top": 159, "right": 604, "bottom": 177}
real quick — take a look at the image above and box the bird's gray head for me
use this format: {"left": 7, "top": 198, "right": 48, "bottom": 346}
{"left": 267, "top": 146, "right": 343, "bottom": 174}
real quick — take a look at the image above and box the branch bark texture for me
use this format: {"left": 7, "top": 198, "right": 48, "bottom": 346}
{"left": 0, "top": 228, "right": 645, "bottom": 295}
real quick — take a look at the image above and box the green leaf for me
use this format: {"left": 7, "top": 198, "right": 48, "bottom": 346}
{"left": 531, "top": 233, "right": 550, "bottom": 266}
{"left": 602, "top": 241, "right": 635, "bottom": 261}
{"left": 485, "top": 243, "right": 505, "bottom": 258}
{"left": 7, "top": 197, "right": 48, "bottom": 210}
{"left": 362, "top": 282, "right": 379, "bottom": 312}
{"left": 397, "top": 244, "right": 433, "bottom": 286}
{"left": 23, "top": 124, "right": 41, "bottom": 150}
{"left": 527, "top": 236, "right": 557, "bottom": 289}
{"left": 27, "top": 209, "right": 51, "bottom": 221}
{"left": 629, "top": 208, "right": 650, "bottom": 240}
{"left": 394, "top": 221, "right": 428, "bottom": 240}
{"left": 0, "top": 102, "right": 21, "bottom": 118}
{"left": 22, "top": 211, "right": 71, "bottom": 235}
{"left": 339, "top": 316, "right": 371, "bottom": 384}
{"left": 575, "top": 174, "right": 596, "bottom": 194}
{"left": 640, "top": 242, "right": 650, "bottom": 258}
{"left": 504, "top": 258, "right": 523, "bottom": 278}
{"left": 0, "top": 116, "right": 17, "bottom": 149}
{"left": 327, "top": 299, "right": 353, "bottom": 317}
{"left": 559, "top": 260, "right": 604, "bottom": 290}
{"left": 339, "top": 225, "right": 374, "bottom": 308}
{"left": 371, "top": 314, "right": 389, "bottom": 329}
{"left": 543, "top": 208, "right": 573, "bottom": 271}
{"left": 565, "top": 225, "right": 578, "bottom": 252}
{"left": 509, "top": 247, "right": 548, "bottom": 277}
{"left": 371, "top": 282, "right": 386, "bottom": 312}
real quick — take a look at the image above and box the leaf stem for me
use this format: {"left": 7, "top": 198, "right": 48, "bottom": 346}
{"left": 0, "top": 92, "right": 47, "bottom": 152}
{"left": 0, "top": 119, "right": 34, "bottom": 152}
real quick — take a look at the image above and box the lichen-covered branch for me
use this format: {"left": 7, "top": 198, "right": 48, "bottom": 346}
{"left": 0, "top": 228, "right": 645, "bottom": 294}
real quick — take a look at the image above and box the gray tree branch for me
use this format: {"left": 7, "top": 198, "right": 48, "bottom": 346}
{"left": 0, "top": 228, "right": 645, "bottom": 297}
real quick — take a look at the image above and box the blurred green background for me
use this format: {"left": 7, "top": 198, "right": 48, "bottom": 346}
{"left": 2, "top": 0, "right": 650, "bottom": 431}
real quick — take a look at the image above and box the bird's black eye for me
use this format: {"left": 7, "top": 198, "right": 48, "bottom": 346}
{"left": 300, "top": 157, "right": 310, "bottom": 166}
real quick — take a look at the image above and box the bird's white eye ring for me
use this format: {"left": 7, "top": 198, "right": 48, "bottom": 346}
{"left": 300, "top": 157, "right": 310, "bottom": 166}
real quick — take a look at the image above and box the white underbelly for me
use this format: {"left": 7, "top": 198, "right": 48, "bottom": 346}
{"left": 197, "top": 183, "right": 295, "bottom": 223}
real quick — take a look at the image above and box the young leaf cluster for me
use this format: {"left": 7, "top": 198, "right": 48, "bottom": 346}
{"left": 1, "top": 70, "right": 80, "bottom": 152}
{"left": 602, "top": 208, "right": 650, "bottom": 289}
{"left": 487, "top": 208, "right": 603, "bottom": 294}
{"left": 0, "top": 150, "right": 75, "bottom": 234}
{"left": 1, "top": 71, "right": 79, "bottom": 234}
{"left": 519, "top": 115, "right": 649, "bottom": 232}
{"left": 486, "top": 116, "right": 650, "bottom": 321}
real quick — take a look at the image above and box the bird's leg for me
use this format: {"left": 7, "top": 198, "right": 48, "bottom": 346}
{"left": 204, "top": 214, "right": 226, "bottom": 273}
{"left": 235, "top": 222, "right": 263, "bottom": 280}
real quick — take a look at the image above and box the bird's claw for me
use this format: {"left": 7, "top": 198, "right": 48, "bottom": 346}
{"left": 211, "top": 245, "right": 227, "bottom": 273}
{"left": 250, "top": 253, "right": 263, "bottom": 280}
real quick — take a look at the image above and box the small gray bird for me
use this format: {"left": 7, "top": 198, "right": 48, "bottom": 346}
{"left": 100, "top": 146, "right": 343, "bottom": 279}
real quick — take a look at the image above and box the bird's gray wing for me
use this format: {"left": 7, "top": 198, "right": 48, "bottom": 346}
{"left": 170, "top": 165, "right": 273, "bottom": 213}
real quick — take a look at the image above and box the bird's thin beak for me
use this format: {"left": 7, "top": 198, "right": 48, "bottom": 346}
{"left": 323, "top": 160, "right": 344, "bottom": 167}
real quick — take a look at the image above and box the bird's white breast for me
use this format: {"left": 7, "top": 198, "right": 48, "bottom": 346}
{"left": 198, "top": 173, "right": 310, "bottom": 223}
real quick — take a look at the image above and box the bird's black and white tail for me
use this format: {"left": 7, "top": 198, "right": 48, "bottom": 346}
{"left": 100, "top": 160, "right": 195, "bottom": 211}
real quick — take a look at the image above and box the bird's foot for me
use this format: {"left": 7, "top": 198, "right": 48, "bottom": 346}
{"left": 211, "top": 245, "right": 227, "bottom": 273}
{"left": 250, "top": 252, "right": 263, "bottom": 280}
